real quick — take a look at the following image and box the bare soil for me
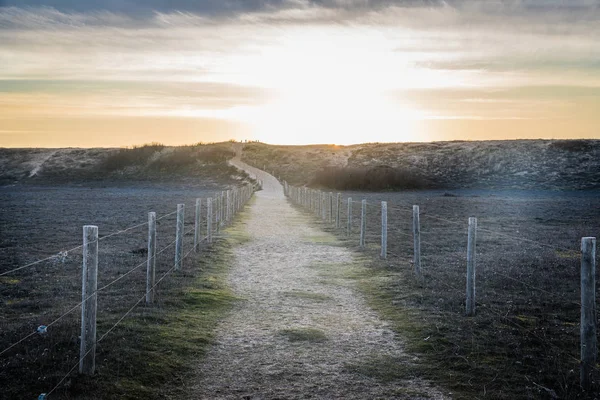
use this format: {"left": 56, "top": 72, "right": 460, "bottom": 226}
{"left": 186, "top": 159, "right": 448, "bottom": 399}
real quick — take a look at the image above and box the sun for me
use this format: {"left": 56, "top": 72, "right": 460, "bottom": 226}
{"left": 246, "top": 89, "right": 421, "bottom": 145}
{"left": 208, "top": 26, "right": 428, "bottom": 144}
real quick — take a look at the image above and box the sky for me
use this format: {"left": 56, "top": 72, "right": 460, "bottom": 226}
{"left": 0, "top": 0, "right": 599, "bottom": 147}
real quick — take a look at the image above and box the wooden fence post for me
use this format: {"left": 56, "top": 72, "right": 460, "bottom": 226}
{"left": 360, "top": 199, "right": 366, "bottom": 248}
{"left": 347, "top": 197, "right": 352, "bottom": 236}
{"left": 175, "top": 204, "right": 184, "bottom": 270}
{"left": 226, "top": 190, "right": 231, "bottom": 223}
{"left": 466, "top": 217, "right": 477, "bottom": 316}
{"left": 194, "top": 199, "right": 201, "bottom": 252}
{"left": 146, "top": 212, "right": 156, "bottom": 304}
{"left": 215, "top": 195, "right": 220, "bottom": 233}
{"left": 207, "top": 198, "right": 213, "bottom": 243}
{"left": 221, "top": 191, "right": 226, "bottom": 227}
{"left": 80, "top": 225, "right": 98, "bottom": 375}
{"left": 329, "top": 192, "right": 334, "bottom": 223}
{"left": 336, "top": 193, "right": 341, "bottom": 229}
{"left": 413, "top": 205, "right": 421, "bottom": 278}
{"left": 580, "top": 237, "right": 597, "bottom": 390}
{"left": 381, "top": 201, "right": 387, "bottom": 259}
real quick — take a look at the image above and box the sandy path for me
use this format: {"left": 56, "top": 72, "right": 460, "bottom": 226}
{"left": 187, "top": 158, "right": 446, "bottom": 399}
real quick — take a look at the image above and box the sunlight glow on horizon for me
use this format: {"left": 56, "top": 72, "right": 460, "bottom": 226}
{"left": 1, "top": 3, "right": 599, "bottom": 147}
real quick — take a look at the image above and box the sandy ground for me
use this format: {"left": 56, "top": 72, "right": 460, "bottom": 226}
{"left": 187, "top": 157, "right": 446, "bottom": 399}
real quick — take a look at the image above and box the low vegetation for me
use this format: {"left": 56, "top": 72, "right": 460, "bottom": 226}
{"left": 98, "top": 142, "right": 166, "bottom": 172}
{"left": 100, "top": 142, "right": 236, "bottom": 174}
{"left": 0, "top": 199, "right": 243, "bottom": 399}
{"left": 299, "top": 190, "right": 600, "bottom": 399}
{"left": 312, "top": 165, "right": 432, "bottom": 190}
{"left": 70, "top": 239, "right": 238, "bottom": 399}
{"left": 279, "top": 327, "right": 328, "bottom": 343}
{"left": 0, "top": 142, "right": 245, "bottom": 185}
{"left": 242, "top": 140, "right": 600, "bottom": 191}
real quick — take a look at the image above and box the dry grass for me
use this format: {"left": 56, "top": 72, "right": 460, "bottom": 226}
{"left": 0, "top": 183, "right": 246, "bottom": 398}
{"left": 242, "top": 140, "right": 600, "bottom": 190}
{"left": 0, "top": 142, "right": 246, "bottom": 185}
{"left": 291, "top": 189, "right": 600, "bottom": 399}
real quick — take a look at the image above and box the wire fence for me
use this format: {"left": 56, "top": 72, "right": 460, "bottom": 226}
{"left": 0, "top": 183, "right": 256, "bottom": 399}
{"left": 284, "top": 184, "right": 599, "bottom": 395}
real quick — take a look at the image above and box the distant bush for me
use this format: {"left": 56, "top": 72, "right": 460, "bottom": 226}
{"left": 311, "top": 165, "right": 432, "bottom": 191}
{"left": 99, "top": 143, "right": 165, "bottom": 172}
{"left": 148, "top": 145, "right": 236, "bottom": 172}
{"left": 550, "top": 140, "right": 593, "bottom": 152}
{"left": 99, "top": 143, "right": 235, "bottom": 174}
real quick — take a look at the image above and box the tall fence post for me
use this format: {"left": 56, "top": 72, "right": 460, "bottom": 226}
{"left": 215, "top": 195, "right": 220, "bottom": 232}
{"left": 381, "top": 201, "right": 387, "bottom": 259}
{"left": 465, "top": 217, "right": 477, "bottom": 316}
{"left": 80, "top": 225, "right": 98, "bottom": 375}
{"left": 413, "top": 205, "right": 421, "bottom": 278}
{"left": 194, "top": 198, "right": 201, "bottom": 252}
{"left": 336, "top": 193, "right": 341, "bottom": 229}
{"left": 227, "top": 190, "right": 231, "bottom": 223}
{"left": 175, "top": 204, "right": 184, "bottom": 271}
{"left": 580, "top": 237, "right": 597, "bottom": 390}
{"left": 347, "top": 197, "right": 352, "bottom": 236}
{"left": 221, "top": 191, "right": 226, "bottom": 226}
{"left": 360, "top": 199, "right": 367, "bottom": 248}
{"left": 329, "top": 192, "right": 333, "bottom": 223}
{"left": 207, "top": 198, "right": 213, "bottom": 243}
{"left": 146, "top": 212, "right": 156, "bottom": 304}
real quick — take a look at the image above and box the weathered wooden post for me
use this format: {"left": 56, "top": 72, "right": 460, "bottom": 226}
{"left": 215, "top": 195, "right": 220, "bottom": 232}
{"left": 360, "top": 199, "right": 367, "bottom": 248}
{"left": 347, "top": 197, "right": 352, "bottom": 236}
{"left": 381, "top": 201, "right": 387, "bottom": 259}
{"left": 175, "top": 204, "right": 184, "bottom": 270}
{"left": 207, "top": 198, "right": 213, "bottom": 243}
{"left": 80, "top": 225, "right": 98, "bottom": 375}
{"left": 413, "top": 205, "right": 421, "bottom": 278}
{"left": 194, "top": 198, "right": 201, "bottom": 252}
{"left": 317, "top": 191, "right": 321, "bottom": 217}
{"left": 305, "top": 188, "right": 309, "bottom": 208}
{"left": 316, "top": 190, "right": 320, "bottom": 216}
{"left": 465, "top": 217, "right": 477, "bottom": 316}
{"left": 226, "top": 190, "right": 231, "bottom": 223}
{"left": 233, "top": 189, "right": 237, "bottom": 215}
{"left": 580, "top": 237, "right": 597, "bottom": 390}
{"left": 146, "top": 213, "right": 156, "bottom": 304}
{"left": 329, "top": 192, "right": 334, "bottom": 223}
{"left": 336, "top": 193, "right": 341, "bottom": 229}
{"left": 221, "top": 191, "right": 226, "bottom": 226}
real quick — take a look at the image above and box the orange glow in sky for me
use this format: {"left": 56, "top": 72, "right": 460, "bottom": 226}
{"left": 1, "top": 3, "right": 599, "bottom": 147}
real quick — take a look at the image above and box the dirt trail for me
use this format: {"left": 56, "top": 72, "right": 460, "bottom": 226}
{"left": 187, "top": 157, "right": 446, "bottom": 399}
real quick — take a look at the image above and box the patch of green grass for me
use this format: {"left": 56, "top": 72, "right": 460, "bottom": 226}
{"left": 62, "top": 221, "right": 242, "bottom": 399}
{"left": 0, "top": 277, "right": 20, "bottom": 284}
{"left": 282, "top": 290, "right": 332, "bottom": 302}
{"left": 303, "top": 234, "right": 338, "bottom": 244}
{"left": 344, "top": 355, "right": 412, "bottom": 383}
{"left": 279, "top": 327, "right": 327, "bottom": 343}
